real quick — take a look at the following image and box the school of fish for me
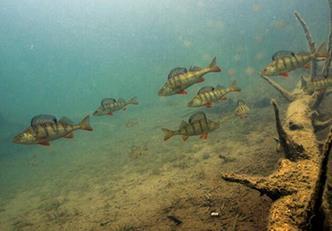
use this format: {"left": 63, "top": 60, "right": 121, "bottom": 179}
{"left": 12, "top": 35, "right": 332, "bottom": 146}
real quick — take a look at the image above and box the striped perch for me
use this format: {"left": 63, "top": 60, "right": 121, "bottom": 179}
{"left": 13, "top": 115, "right": 92, "bottom": 146}
{"left": 158, "top": 57, "right": 222, "bottom": 96}
{"left": 161, "top": 111, "right": 220, "bottom": 141}
{"left": 187, "top": 81, "right": 241, "bottom": 108}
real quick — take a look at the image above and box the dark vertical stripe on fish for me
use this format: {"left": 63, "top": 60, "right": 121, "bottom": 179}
{"left": 191, "top": 123, "right": 196, "bottom": 135}
{"left": 283, "top": 57, "right": 291, "bottom": 70}
{"left": 291, "top": 55, "right": 298, "bottom": 67}
{"left": 43, "top": 125, "right": 49, "bottom": 137}
{"left": 198, "top": 120, "right": 203, "bottom": 133}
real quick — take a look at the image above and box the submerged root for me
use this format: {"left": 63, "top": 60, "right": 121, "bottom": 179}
{"left": 314, "top": 118, "right": 332, "bottom": 132}
{"left": 221, "top": 172, "right": 295, "bottom": 201}
{"left": 271, "top": 100, "right": 307, "bottom": 160}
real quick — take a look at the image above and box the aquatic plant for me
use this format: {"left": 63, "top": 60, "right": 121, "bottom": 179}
{"left": 221, "top": 1, "right": 332, "bottom": 229}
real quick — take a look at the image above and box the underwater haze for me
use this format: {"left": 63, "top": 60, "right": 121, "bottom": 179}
{"left": 0, "top": 0, "right": 330, "bottom": 230}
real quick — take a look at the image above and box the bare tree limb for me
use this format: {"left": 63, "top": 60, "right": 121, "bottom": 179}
{"left": 221, "top": 173, "right": 294, "bottom": 200}
{"left": 294, "top": 11, "right": 318, "bottom": 80}
{"left": 314, "top": 119, "right": 332, "bottom": 132}
{"left": 260, "top": 75, "right": 294, "bottom": 101}
{"left": 322, "top": 0, "right": 332, "bottom": 77}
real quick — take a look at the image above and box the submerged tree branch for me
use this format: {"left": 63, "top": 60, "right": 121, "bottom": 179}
{"left": 221, "top": 173, "right": 294, "bottom": 200}
{"left": 260, "top": 75, "right": 294, "bottom": 101}
{"left": 294, "top": 11, "right": 318, "bottom": 80}
{"left": 322, "top": 0, "right": 332, "bottom": 77}
{"left": 314, "top": 119, "right": 332, "bottom": 132}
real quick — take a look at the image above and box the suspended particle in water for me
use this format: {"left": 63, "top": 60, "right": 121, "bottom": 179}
{"left": 183, "top": 39, "right": 193, "bottom": 48}
{"left": 255, "top": 52, "right": 265, "bottom": 61}
{"left": 272, "top": 19, "right": 288, "bottom": 29}
{"left": 244, "top": 66, "right": 256, "bottom": 76}
{"left": 252, "top": 3, "right": 262, "bottom": 13}
{"left": 227, "top": 68, "right": 237, "bottom": 77}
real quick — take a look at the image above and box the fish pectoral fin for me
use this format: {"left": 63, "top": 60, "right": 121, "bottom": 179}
{"left": 123, "top": 108, "right": 127, "bottom": 111}
{"left": 182, "top": 135, "right": 189, "bottom": 141}
{"left": 38, "top": 140, "right": 50, "bottom": 146}
{"left": 220, "top": 96, "right": 227, "bottom": 101}
{"left": 108, "top": 112, "right": 113, "bottom": 116}
{"left": 64, "top": 132, "right": 74, "bottom": 139}
{"left": 279, "top": 72, "right": 289, "bottom": 77}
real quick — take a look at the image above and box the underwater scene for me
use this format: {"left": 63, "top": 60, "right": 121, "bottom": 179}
{"left": 1, "top": 0, "right": 332, "bottom": 230}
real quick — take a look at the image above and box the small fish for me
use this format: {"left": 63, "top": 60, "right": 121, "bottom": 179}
{"left": 13, "top": 115, "right": 93, "bottom": 146}
{"left": 158, "top": 57, "right": 222, "bottom": 96}
{"left": 300, "top": 76, "right": 332, "bottom": 93}
{"left": 93, "top": 97, "right": 138, "bottom": 116}
{"left": 187, "top": 81, "right": 241, "bottom": 108}
{"left": 234, "top": 100, "right": 250, "bottom": 119}
{"left": 161, "top": 112, "right": 220, "bottom": 141}
{"left": 261, "top": 43, "right": 327, "bottom": 77}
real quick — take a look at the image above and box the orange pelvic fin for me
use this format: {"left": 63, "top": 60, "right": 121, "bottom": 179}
{"left": 205, "top": 102, "right": 212, "bottom": 108}
{"left": 279, "top": 72, "right": 289, "bottom": 78}
{"left": 200, "top": 133, "right": 208, "bottom": 139}
{"left": 38, "top": 140, "right": 50, "bottom": 146}
{"left": 177, "top": 90, "right": 188, "bottom": 95}
{"left": 108, "top": 112, "right": 113, "bottom": 116}
{"left": 303, "top": 63, "right": 311, "bottom": 69}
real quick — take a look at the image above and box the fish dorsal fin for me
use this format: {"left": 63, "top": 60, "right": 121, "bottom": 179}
{"left": 101, "top": 98, "right": 116, "bottom": 106}
{"left": 59, "top": 117, "right": 74, "bottom": 125}
{"left": 198, "top": 86, "right": 214, "bottom": 94}
{"left": 31, "top": 114, "right": 57, "bottom": 127}
{"left": 118, "top": 98, "right": 126, "bottom": 103}
{"left": 272, "top": 50, "right": 295, "bottom": 61}
{"left": 189, "top": 111, "right": 207, "bottom": 124}
{"left": 189, "top": 65, "right": 202, "bottom": 71}
{"left": 179, "top": 120, "right": 188, "bottom": 129}
{"left": 168, "top": 67, "right": 187, "bottom": 79}
{"left": 230, "top": 80, "right": 237, "bottom": 86}
{"left": 216, "top": 84, "right": 225, "bottom": 89}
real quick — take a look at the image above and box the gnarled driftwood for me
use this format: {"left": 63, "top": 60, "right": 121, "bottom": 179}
{"left": 221, "top": 2, "right": 332, "bottom": 230}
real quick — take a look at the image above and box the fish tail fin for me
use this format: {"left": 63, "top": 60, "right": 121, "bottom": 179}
{"left": 314, "top": 42, "right": 328, "bottom": 60}
{"left": 161, "top": 128, "right": 176, "bottom": 141}
{"left": 229, "top": 80, "right": 241, "bottom": 92}
{"left": 128, "top": 97, "right": 139, "bottom": 105}
{"left": 208, "top": 57, "right": 222, "bottom": 72}
{"left": 79, "top": 115, "right": 93, "bottom": 131}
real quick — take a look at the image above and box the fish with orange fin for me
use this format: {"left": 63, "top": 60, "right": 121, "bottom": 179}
{"left": 93, "top": 97, "right": 138, "bottom": 116}
{"left": 158, "top": 57, "right": 222, "bottom": 96}
{"left": 299, "top": 75, "right": 332, "bottom": 94}
{"left": 161, "top": 112, "right": 219, "bottom": 141}
{"left": 187, "top": 81, "right": 241, "bottom": 108}
{"left": 13, "top": 115, "right": 93, "bottom": 146}
{"left": 261, "top": 42, "right": 327, "bottom": 78}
